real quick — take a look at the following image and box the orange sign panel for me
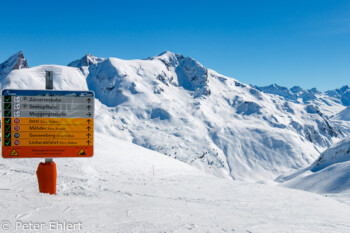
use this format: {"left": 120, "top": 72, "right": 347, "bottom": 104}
{"left": 2, "top": 89, "right": 94, "bottom": 158}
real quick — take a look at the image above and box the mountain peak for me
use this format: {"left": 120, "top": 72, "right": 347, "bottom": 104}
{"left": 308, "top": 87, "right": 321, "bottom": 94}
{"left": 147, "top": 51, "right": 181, "bottom": 69}
{"left": 290, "top": 86, "right": 305, "bottom": 94}
{"left": 153, "top": 50, "right": 178, "bottom": 59}
{"left": 158, "top": 50, "right": 176, "bottom": 57}
{"left": 0, "top": 51, "right": 28, "bottom": 78}
{"left": 68, "top": 53, "right": 106, "bottom": 68}
{"left": 151, "top": 50, "right": 188, "bottom": 60}
{"left": 12, "top": 51, "right": 28, "bottom": 69}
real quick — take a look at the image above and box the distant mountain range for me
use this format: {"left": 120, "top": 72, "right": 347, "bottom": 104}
{"left": 254, "top": 83, "right": 350, "bottom": 107}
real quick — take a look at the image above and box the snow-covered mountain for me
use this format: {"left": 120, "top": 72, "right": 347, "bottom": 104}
{"left": 279, "top": 136, "right": 350, "bottom": 196}
{"left": 0, "top": 51, "right": 345, "bottom": 182}
{"left": 0, "top": 51, "right": 28, "bottom": 84}
{"left": 68, "top": 51, "right": 343, "bottom": 181}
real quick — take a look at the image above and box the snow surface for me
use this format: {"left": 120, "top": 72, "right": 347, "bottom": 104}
{"left": 1, "top": 133, "right": 350, "bottom": 232}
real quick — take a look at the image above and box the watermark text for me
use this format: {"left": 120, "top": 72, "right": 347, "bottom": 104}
{"left": 1, "top": 220, "right": 82, "bottom": 231}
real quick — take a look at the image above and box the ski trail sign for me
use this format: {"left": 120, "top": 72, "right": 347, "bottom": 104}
{"left": 2, "top": 89, "right": 94, "bottom": 158}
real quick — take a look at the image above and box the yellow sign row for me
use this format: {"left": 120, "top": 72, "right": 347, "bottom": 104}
{"left": 3, "top": 118, "right": 93, "bottom": 125}
{"left": 7, "top": 139, "right": 93, "bottom": 147}
{"left": 3, "top": 124, "right": 93, "bottom": 132}
{"left": 5, "top": 131, "right": 93, "bottom": 140}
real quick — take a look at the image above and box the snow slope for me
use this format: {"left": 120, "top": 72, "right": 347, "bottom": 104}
{"left": 331, "top": 107, "right": 350, "bottom": 134}
{"left": 1, "top": 133, "right": 350, "bottom": 232}
{"left": 325, "top": 86, "right": 350, "bottom": 135}
{"left": 279, "top": 137, "right": 350, "bottom": 198}
{"left": 333, "top": 106, "right": 350, "bottom": 121}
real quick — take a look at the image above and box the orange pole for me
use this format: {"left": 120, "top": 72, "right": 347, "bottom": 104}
{"left": 36, "top": 161, "right": 57, "bottom": 195}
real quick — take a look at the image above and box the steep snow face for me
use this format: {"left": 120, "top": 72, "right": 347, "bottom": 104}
{"left": 280, "top": 137, "right": 350, "bottom": 194}
{"left": 66, "top": 51, "right": 344, "bottom": 181}
{"left": 0, "top": 51, "right": 28, "bottom": 82}
{"left": 255, "top": 84, "right": 346, "bottom": 116}
{"left": 150, "top": 51, "right": 210, "bottom": 96}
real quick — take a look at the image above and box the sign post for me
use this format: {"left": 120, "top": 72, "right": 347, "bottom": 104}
{"left": 37, "top": 71, "right": 56, "bottom": 194}
{"left": 45, "top": 70, "right": 53, "bottom": 166}
{"left": 1, "top": 75, "right": 94, "bottom": 195}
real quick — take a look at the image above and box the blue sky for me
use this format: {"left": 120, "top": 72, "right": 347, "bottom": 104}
{"left": 0, "top": 0, "right": 349, "bottom": 90}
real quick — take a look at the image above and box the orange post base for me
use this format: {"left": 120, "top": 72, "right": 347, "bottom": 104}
{"left": 36, "top": 162, "right": 57, "bottom": 195}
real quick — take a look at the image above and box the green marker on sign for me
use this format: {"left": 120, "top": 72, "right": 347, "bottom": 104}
{"left": 4, "top": 96, "right": 11, "bottom": 102}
